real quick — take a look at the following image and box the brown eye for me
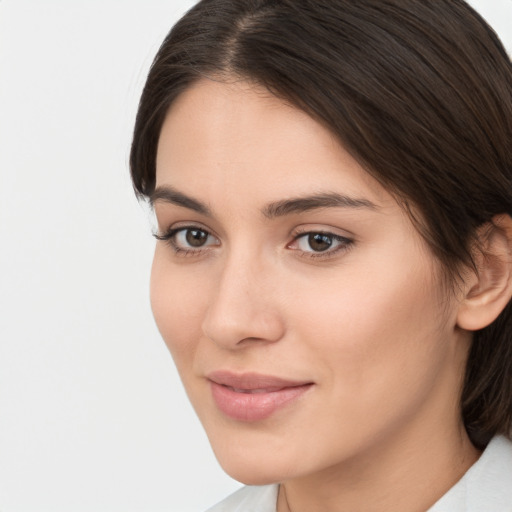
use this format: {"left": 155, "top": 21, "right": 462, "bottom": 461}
{"left": 307, "top": 233, "right": 333, "bottom": 252}
{"left": 185, "top": 228, "right": 209, "bottom": 247}
{"left": 154, "top": 226, "right": 220, "bottom": 253}
{"left": 289, "top": 230, "right": 353, "bottom": 258}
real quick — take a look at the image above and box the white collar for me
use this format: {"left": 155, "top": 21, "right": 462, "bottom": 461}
{"left": 207, "top": 435, "right": 512, "bottom": 511}
{"left": 428, "top": 435, "right": 512, "bottom": 511}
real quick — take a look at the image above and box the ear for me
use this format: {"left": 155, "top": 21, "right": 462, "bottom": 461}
{"left": 457, "top": 214, "right": 512, "bottom": 331}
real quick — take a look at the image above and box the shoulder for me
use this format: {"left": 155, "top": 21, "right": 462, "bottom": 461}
{"left": 428, "top": 435, "right": 512, "bottom": 512}
{"left": 205, "top": 484, "right": 278, "bottom": 512}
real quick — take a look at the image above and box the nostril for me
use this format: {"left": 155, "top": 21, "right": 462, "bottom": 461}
{"left": 202, "top": 307, "right": 285, "bottom": 349}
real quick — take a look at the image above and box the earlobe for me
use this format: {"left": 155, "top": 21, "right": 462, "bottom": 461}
{"left": 457, "top": 214, "right": 512, "bottom": 331}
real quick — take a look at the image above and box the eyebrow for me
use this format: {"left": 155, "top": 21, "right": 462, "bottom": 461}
{"left": 262, "top": 192, "right": 377, "bottom": 218}
{"left": 150, "top": 186, "right": 212, "bottom": 216}
{"left": 150, "top": 186, "right": 377, "bottom": 218}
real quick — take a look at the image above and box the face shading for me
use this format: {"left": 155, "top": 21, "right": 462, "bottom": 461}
{"left": 150, "top": 78, "right": 472, "bottom": 486}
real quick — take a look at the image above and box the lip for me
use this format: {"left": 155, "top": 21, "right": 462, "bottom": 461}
{"left": 207, "top": 371, "right": 314, "bottom": 422}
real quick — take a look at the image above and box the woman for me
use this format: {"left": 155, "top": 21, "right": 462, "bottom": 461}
{"left": 130, "top": 1, "right": 512, "bottom": 510}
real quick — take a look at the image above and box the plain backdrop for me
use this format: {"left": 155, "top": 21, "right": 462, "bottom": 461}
{"left": 0, "top": 1, "right": 511, "bottom": 511}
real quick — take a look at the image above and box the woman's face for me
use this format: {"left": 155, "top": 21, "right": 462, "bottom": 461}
{"left": 151, "top": 79, "right": 470, "bottom": 484}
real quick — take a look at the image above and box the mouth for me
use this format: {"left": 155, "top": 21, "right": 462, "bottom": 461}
{"left": 207, "top": 371, "right": 314, "bottom": 422}
{"left": 224, "top": 386, "right": 288, "bottom": 394}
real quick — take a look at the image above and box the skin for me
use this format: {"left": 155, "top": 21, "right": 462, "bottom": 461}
{"left": 151, "top": 78, "right": 480, "bottom": 512}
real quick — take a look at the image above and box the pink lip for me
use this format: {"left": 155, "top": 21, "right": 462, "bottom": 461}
{"left": 207, "top": 371, "right": 313, "bottom": 422}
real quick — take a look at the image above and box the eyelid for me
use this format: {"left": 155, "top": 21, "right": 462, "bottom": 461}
{"left": 154, "top": 219, "right": 218, "bottom": 239}
{"left": 154, "top": 223, "right": 220, "bottom": 255}
{"left": 153, "top": 221, "right": 354, "bottom": 260}
{"left": 287, "top": 226, "right": 354, "bottom": 259}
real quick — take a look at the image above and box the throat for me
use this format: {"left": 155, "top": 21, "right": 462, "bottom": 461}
{"left": 275, "top": 428, "right": 481, "bottom": 512}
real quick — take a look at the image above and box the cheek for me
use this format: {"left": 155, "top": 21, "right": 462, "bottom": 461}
{"left": 290, "top": 249, "right": 450, "bottom": 400}
{"left": 149, "top": 250, "right": 210, "bottom": 364}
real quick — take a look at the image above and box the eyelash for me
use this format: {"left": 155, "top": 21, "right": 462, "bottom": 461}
{"left": 288, "top": 228, "right": 354, "bottom": 259}
{"left": 153, "top": 226, "right": 354, "bottom": 259}
{"left": 153, "top": 226, "right": 219, "bottom": 257}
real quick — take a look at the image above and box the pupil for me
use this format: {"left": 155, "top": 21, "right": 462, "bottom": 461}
{"left": 308, "top": 233, "right": 332, "bottom": 252}
{"left": 186, "top": 229, "right": 208, "bottom": 247}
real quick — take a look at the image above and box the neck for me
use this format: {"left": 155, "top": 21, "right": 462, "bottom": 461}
{"left": 277, "top": 421, "right": 480, "bottom": 512}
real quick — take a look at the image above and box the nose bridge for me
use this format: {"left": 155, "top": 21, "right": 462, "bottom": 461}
{"left": 202, "top": 245, "right": 284, "bottom": 348}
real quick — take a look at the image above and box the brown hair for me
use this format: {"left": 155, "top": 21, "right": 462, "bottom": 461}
{"left": 130, "top": 0, "right": 512, "bottom": 448}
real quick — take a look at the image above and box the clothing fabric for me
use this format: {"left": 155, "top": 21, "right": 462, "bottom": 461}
{"left": 205, "top": 435, "right": 512, "bottom": 511}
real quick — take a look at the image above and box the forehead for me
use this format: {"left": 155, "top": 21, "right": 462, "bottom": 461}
{"left": 155, "top": 78, "right": 391, "bottom": 208}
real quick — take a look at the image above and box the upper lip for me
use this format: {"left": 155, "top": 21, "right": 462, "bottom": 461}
{"left": 207, "top": 370, "right": 313, "bottom": 391}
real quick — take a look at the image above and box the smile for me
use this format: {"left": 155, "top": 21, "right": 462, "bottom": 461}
{"left": 227, "top": 387, "right": 284, "bottom": 394}
{"left": 207, "top": 371, "right": 314, "bottom": 422}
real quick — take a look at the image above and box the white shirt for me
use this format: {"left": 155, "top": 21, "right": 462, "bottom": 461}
{"left": 206, "top": 435, "right": 512, "bottom": 511}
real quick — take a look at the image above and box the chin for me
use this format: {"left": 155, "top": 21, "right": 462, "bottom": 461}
{"left": 212, "top": 444, "right": 296, "bottom": 486}
{"left": 219, "top": 460, "right": 284, "bottom": 486}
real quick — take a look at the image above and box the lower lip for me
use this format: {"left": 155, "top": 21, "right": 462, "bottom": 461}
{"left": 210, "top": 381, "right": 312, "bottom": 422}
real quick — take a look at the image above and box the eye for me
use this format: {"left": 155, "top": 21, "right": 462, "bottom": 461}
{"left": 299, "top": 233, "right": 335, "bottom": 252}
{"left": 288, "top": 230, "right": 353, "bottom": 257}
{"left": 154, "top": 226, "right": 219, "bottom": 254}
{"left": 176, "top": 228, "right": 211, "bottom": 248}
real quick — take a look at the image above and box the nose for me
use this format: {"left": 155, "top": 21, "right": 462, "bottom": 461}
{"left": 201, "top": 252, "right": 286, "bottom": 349}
